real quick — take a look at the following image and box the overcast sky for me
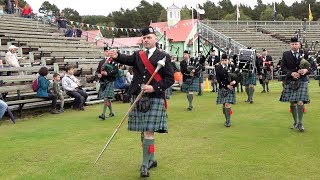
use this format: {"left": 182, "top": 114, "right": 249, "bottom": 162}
{"left": 26, "top": 0, "right": 301, "bottom": 16}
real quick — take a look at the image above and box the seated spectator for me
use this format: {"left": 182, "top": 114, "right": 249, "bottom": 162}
{"left": 36, "top": 67, "right": 60, "bottom": 114}
{"left": 5, "top": 45, "right": 23, "bottom": 68}
{"left": 21, "top": 3, "right": 32, "bottom": 18}
{"left": 56, "top": 11, "right": 68, "bottom": 34}
{"left": 114, "top": 64, "right": 130, "bottom": 90}
{"left": 125, "top": 66, "right": 133, "bottom": 84}
{"left": 0, "top": 99, "right": 8, "bottom": 121}
{"left": 65, "top": 25, "right": 82, "bottom": 37}
{"left": 62, "top": 66, "right": 88, "bottom": 110}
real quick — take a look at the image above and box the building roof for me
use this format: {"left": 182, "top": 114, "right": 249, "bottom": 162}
{"left": 167, "top": 4, "right": 180, "bottom": 10}
{"left": 95, "top": 37, "right": 143, "bottom": 48}
{"left": 81, "top": 30, "right": 103, "bottom": 43}
{"left": 150, "top": 19, "right": 197, "bottom": 42}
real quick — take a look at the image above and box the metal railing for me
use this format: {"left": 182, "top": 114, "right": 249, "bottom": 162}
{"left": 198, "top": 21, "right": 246, "bottom": 56}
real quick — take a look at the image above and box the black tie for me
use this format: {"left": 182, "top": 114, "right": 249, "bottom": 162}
{"left": 146, "top": 50, "right": 150, "bottom": 58}
{"left": 294, "top": 52, "right": 298, "bottom": 59}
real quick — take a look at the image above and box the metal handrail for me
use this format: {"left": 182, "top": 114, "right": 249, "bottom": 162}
{"left": 198, "top": 21, "right": 246, "bottom": 56}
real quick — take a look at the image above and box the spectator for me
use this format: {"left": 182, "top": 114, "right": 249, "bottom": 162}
{"left": 65, "top": 25, "right": 82, "bottom": 37}
{"left": 52, "top": 73, "right": 65, "bottom": 112}
{"left": 125, "top": 66, "right": 133, "bottom": 84}
{"left": 0, "top": 99, "right": 8, "bottom": 121}
{"left": 114, "top": 64, "right": 130, "bottom": 90}
{"left": 4, "top": 0, "right": 14, "bottom": 14}
{"left": 5, "top": 45, "right": 24, "bottom": 67}
{"left": 36, "top": 67, "right": 60, "bottom": 114}
{"left": 21, "top": 3, "right": 32, "bottom": 18}
{"left": 62, "top": 66, "right": 88, "bottom": 110}
{"left": 0, "top": 99, "right": 15, "bottom": 123}
{"left": 56, "top": 11, "right": 68, "bottom": 34}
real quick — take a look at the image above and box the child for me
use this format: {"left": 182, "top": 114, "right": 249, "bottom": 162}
{"left": 53, "top": 73, "right": 65, "bottom": 112}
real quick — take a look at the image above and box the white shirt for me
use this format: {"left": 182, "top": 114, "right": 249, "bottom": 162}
{"left": 62, "top": 74, "right": 80, "bottom": 91}
{"left": 125, "top": 71, "right": 133, "bottom": 84}
{"left": 5, "top": 51, "right": 20, "bottom": 67}
{"left": 146, "top": 47, "right": 156, "bottom": 59}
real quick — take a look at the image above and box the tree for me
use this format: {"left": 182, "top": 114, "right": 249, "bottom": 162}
{"left": 285, "top": 16, "right": 300, "bottom": 21}
{"left": 62, "top": 8, "right": 81, "bottom": 23}
{"left": 223, "top": 10, "right": 252, "bottom": 21}
{"left": 135, "top": 0, "right": 164, "bottom": 26}
{"left": 252, "top": 0, "right": 267, "bottom": 20}
{"left": 219, "top": 0, "right": 234, "bottom": 15}
{"left": 158, "top": 9, "right": 167, "bottom": 22}
{"left": 40, "top": 1, "right": 60, "bottom": 17}
{"left": 260, "top": 6, "right": 284, "bottom": 21}
{"left": 180, "top": 6, "right": 191, "bottom": 20}
{"left": 276, "top": 0, "right": 291, "bottom": 19}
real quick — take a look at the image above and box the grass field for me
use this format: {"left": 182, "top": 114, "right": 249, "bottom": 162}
{"left": 1, "top": 80, "right": 320, "bottom": 179}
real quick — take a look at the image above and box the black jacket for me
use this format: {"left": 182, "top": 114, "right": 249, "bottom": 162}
{"left": 180, "top": 58, "right": 202, "bottom": 82}
{"left": 96, "top": 58, "right": 119, "bottom": 82}
{"left": 216, "top": 64, "right": 239, "bottom": 89}
{"left": 281, "top": 50, "right": 310, "bottom": 83}
{"left": 114, "top": 49, "right": 174, "bottom": 98}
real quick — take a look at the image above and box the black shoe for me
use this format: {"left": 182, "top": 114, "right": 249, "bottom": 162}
{"left": 148, "top": 160, "right": 157, "bottom": 170}
{"left": 225, "top": 121, "right": 231, "bottom": 127}
{"left": 290, "top": 123, "right": 298, "bottom": 129}
{"left": 297, "top": 123, "right": 305, "bottom": 132}
{"left": 187, "top": 106, "right": 193, "bottom": 110}
{"left": 109, "top": 113, "right": 114, "bottom": 117}
{"left": 249, "top": 101, "right": 253, "bottom": 104}
{"left": 245, "top": 99, "right": 250, "bottom": 102}
{"left": 261, "top": 90, "right": 266, "bottom": 93}
{"left": 50, "top": 109, "right": 60, "bottom": 114}
{"left": 99, "top": 114, "right": 106, "bottom": 120}
{"left": 140, "top": 165, "right": 149, "bottom": 177}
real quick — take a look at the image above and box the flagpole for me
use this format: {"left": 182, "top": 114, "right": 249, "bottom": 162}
{"left": 192, "top": 6, "right": 195, "bottom": 57}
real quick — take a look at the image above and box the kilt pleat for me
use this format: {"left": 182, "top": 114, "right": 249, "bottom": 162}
{"left": 216, "top": 88, "right": 236, "bottom": 104}
{"left": 98, "top": 81, "right": 114, "bottom": 99}
{"left": 128, "top": 96, "right": 168, "bottom": 133}
{"left": 243, "top": 73, "right": 257, "bottom": 86}
{"left": 280, "top": 81, "right": 310, "bottom": 103}
{"left": 181, "top": 77, "right": 200, "bottom": 92}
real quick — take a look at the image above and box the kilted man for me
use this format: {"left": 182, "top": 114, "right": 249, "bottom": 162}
{"left": 280, "top": 37, "right": 310, "bottom": 132}
{"left": 96, "top": 47, "right": 119, "bottom": 120}
{"left": 107, "top": 27, "right": 174, "bottom": 177}
{"left": 242, "top": 51, "right": 260, "bottom": 103}
{"left": 216, "top": 54, "right": 239, "bottom": 127}
{"left": 258, "top": 49, "right": 273, "bottom": 93}
{"left": 180, "top": 50, "right": 202, "bottom": 110}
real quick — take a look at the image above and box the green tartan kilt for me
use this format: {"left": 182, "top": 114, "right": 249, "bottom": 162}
{"left": 199, "top": 72, "right": 204, "bottom": 83}
{"left": 280, "top": 81, "right": 310, "bottom": 103}
{"left": 243, "top": 73, "right": 257, "bottom": 86}
{"left": 98, "top": 81, "right": 114, "bottom": 99}
{"left": 216, "top": 88, "right": 236, "bottom": 104}
{"left": 128, "top": 96, "right": 168, "bottom": 133}
{"left": 181, "top": 77, "right": 200, "bottom": 92}
{"left": 262, "top": 72, "right": 272, "bottom": 81}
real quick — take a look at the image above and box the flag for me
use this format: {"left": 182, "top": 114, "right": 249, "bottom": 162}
{"left": 236, "top": 3, "right": 240, "bottom": 21}
{"left": 273, "top": 3, "right": 277, "bottom": 21}
{"left": 309, "top": 4, "right": 313, "bottom": 21}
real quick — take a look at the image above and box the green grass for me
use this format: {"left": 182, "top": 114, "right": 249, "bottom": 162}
{"left": 1, "top": 80, "right": 320, "bottom": 179}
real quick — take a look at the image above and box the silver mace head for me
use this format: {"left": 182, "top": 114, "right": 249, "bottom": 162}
{"left": 155, "top": 57, "right": 166, "bottom": 72}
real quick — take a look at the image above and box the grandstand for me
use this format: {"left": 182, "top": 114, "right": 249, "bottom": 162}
{"left": 200, "top": 20, "right": 320, "bottom": 62}
{"left": 0, "top": 14, "right": 106, "bottom": 115}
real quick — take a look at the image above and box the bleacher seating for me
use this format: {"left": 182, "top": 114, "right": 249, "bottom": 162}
{"left": 0, "top": 14, "right": 107, "bottom": 115}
